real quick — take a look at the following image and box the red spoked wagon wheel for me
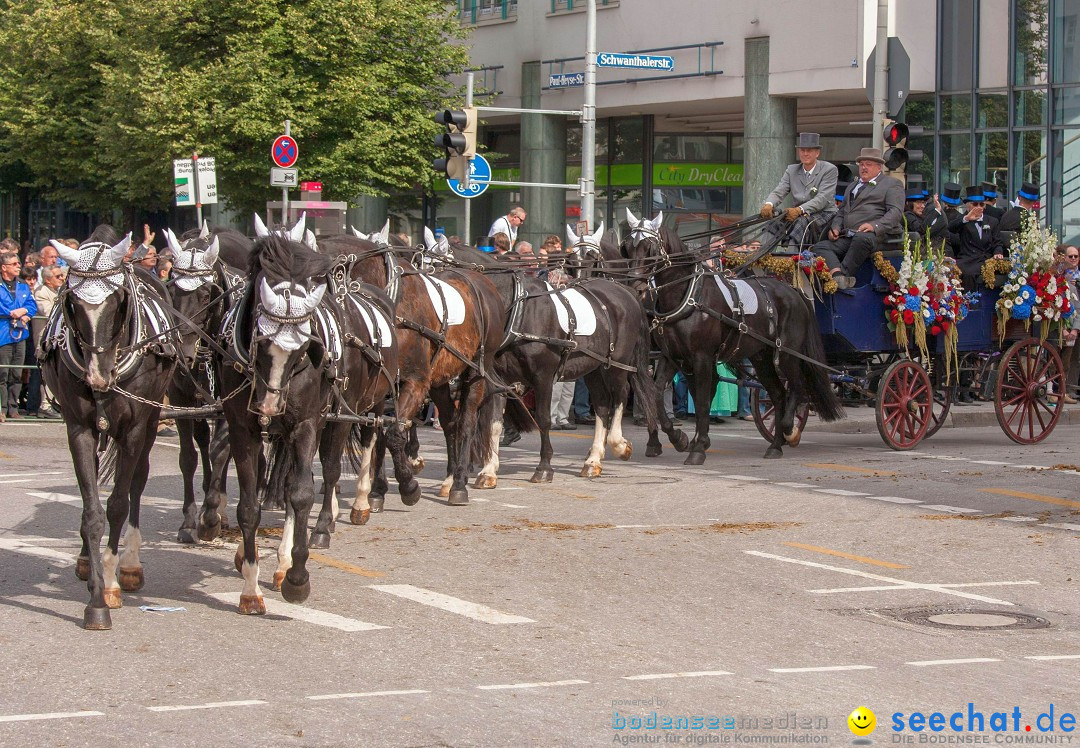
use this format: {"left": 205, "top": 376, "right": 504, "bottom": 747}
{"left": 924, "top": 381, "right": 954, "bottom": 439}
{"left": 750, "top": 389, "right": 810, "bottom": 444}
{"left": 994, "top": 337, "right": 1064, "bottom": 445}
{"left": 875, "top": 360, "right": 933, "bottom": 450}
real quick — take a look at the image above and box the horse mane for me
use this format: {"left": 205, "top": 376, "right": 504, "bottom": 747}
{"left": 447, "top": 241, "right": 496, "bottom": 266}
{"left": 86, "top": 224, "right": 120, "bottom": 246}
{"left": 248, "top": 233, "right": 332, "bottom": 285}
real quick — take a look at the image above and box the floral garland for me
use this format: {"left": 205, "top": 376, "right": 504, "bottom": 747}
{"left": 994, "top": 211, "right": 1075, "bottom": 341}
{"left": 721, "top": 250, "right": 838, "bottom": 294}
{"left": 980, "top": 257, "right": 1011, "bottom": 288}
{"left": 872, "top": 251, "right": 899, "bottom": 283}
{"left": 882, "top": 237, "right": 932, "bottom": 360}
{"left": 926, "top": 248, "right": 977, "bottom": 383}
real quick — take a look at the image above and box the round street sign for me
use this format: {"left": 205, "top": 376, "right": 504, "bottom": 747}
{"left": 272, "top": 135, "right": 299, "bottom": 168}
{"left": 448, "top": 154, "right": 491, "bottom": 199}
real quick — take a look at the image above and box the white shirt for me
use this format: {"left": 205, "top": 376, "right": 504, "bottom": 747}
{"left": 488, "top": 216, "right": 517, "bottom": 247}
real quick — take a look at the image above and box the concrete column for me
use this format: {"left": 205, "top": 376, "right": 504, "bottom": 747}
{"left": 520, "top": 61, "right": 567, "bottom": 248}
{"left": 744, "top": 38, "right": 797, "bottom": 212}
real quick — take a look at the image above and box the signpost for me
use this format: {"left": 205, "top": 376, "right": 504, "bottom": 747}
{"left": 597, "top": 52, "right": 674, "bottom": 71}
{"left": 173, "top": 153, "right": 216, "bottom": 225}
{"left": 272, "top": 122, "right": 298, "bottom": 224}
{"left": 270, "top": 168, "right": 298, "bottom": 187}
{"left": 447, "top": 154, "right": 491, "bottom": 199}
{"left": 548, "top": 72, "right": 584, "bottom": 89}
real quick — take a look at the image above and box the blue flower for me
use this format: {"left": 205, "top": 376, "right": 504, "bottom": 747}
{"left": 1020, "top": 284, "right": 1035, "bottom": 300}
{"left": 1012, "top": 303, "right": 1032, "bottom": 320}
{"left": 904, "top": 295, "right": 922, "bottom": 311}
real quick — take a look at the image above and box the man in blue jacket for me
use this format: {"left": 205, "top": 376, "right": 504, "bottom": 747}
{"left": 0, "top": 251, "right": 37, "bottom": 421}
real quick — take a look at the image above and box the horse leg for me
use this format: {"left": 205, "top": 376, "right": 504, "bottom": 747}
{"left": 530, "top": 376, "right": 556, "bottom": 484}
{"left": 754, "top": 355, "right": 788, "bottom": 459}
{"left": 367, "top": 428, "right": 389, "bottom": 512}
{"left": 386, "top": 419, "right": 421, "bottom": 505}
{"left": 605, "top": 374, "right": 633, "bottom": 461}
{"left": 198, "top": 420, "right": 231, "bottom": 540}
{"left": 581, "top": 372, "right": 610, "bottom": 478}
{"left": 119, "top": 432, "right": 155, "bottom": 594}
{"left": 430, "top": 384, "right": 458, "bottom": 499}
{"left": 446, "top": 376, "right": 484, "bottom": 505}
{"left": 280, "top": 421, "right": 318, "bottom": 604}
{"left": 684, "top": 356, "right": 715, "bottom": 465}
{"left": 776, "top": 357, "right": 803, "bottom": 447}
{"left": 68, "top": 424, "right": 109, "bottom": 629}
{"left": 176, "top": 417, "right": 200, "bottom": 544}
{"left": 647, "top": 357, "right": 688, "bottom": 456}
{"left": 231, "top": 426, "right": 265, "bottom": 615}
{"left": 101, "top": 430, "right": 142, "bottom": 611}
{"left": 350, "top": 426, "right": 378, "bottom": 524}
{"left": 310, "top": 425, "right": 342, "bottom": 549}
{"left": 407, "top": 421, "right": 424, "bottom": 474}
{"left": 474, "top": 395, "right": 504, "bottom": 489}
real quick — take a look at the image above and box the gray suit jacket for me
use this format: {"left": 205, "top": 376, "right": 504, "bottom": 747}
{"left": 764, "top": 161, "right": 838, "bottom": 215}
{"left": 831, "top": 174, "right": 906, "bottom": 236}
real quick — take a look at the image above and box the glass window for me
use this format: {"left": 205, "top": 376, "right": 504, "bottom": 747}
{"left": 486, "top": 128, "right": 521, "bottom": 167}
{"left": 940, "top": 93, "right": 973, "bottom": 130}
{"left": 939, "top": 132, "right": 972, "bottom": 187}
{"left": 908, "top": 134, "right": 935, "bottom": 189}
{"left": 1014, "top": 88, "right": 1049, "bottom": 125}
{"left": 1054, "top": 86, "right": 1080, "bottom": 125}
{"left": 979, "top": 0, "right": 1009, "bottom": 88}
{"left": 1052, "top": 129, "right": 1080, "bottom": 244}
{"left": 904, "top": 95, "right": 935, "bottom": 130}
{"left": 653, "top": 134, "right": 729, "bottom": 162}
{"left": 1052, "top": 0, "right": 1080, "bottom": 83}
{"left": 941, "top": 0, "right": 975, "bottom": 90}
{"left": 730, "top": 136, "right": 744, "bottom": 164}
{"left": 977, "top": 92, "right": 1008, "bottom": 128}
{"left": 1013, "top": 129, "right": 1048, "bottom": 201}
{"left": 611, "top": 117, "right": 643, "bottom": 163}
{"left": 975, "top": 132, "right": 1009, "bottom": 188}
{"left": 1014, "top": 0, "right": 1049, "bottom": 86}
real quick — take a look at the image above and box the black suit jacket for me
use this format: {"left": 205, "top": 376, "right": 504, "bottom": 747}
{"left": 948, "top": 214, "right": 1003, "bottom": 280}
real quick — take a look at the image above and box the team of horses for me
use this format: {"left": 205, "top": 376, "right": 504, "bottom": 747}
{"left": 38, "top": 212, "right": 842, "bottom": 629}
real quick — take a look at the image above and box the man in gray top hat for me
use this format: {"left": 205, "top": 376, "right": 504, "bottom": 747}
{"left": 760, "top": 132, "right": 839, "bottom": 249}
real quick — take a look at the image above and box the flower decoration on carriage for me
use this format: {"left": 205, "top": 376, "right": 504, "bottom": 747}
{"left": 883, "top": 234, "right": 932, "bottom": 360}
{"left": 995, "top": 211, "right": 1076, "bottom": 340}
{"left": 925, "top": 249, "right": 972, "bottom": 382}
{"left": 722, "top": 249, "right": 837, "bottom": 294}
{"left": 797, "top": 249, "right": 827, "bottom": 276}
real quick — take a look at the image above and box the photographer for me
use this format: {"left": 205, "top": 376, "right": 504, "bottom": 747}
{"left": 0, "top": 251, "right": 37, "bottom": 421}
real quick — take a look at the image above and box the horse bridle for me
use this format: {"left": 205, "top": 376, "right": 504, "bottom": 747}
{"left": 61, "top": 263, "right": 132, "bottom": 356}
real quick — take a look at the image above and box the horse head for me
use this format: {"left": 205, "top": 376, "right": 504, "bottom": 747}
{"left": 165, "top": 227, "right": 221, "bottom": 365}
{"left": 622, "top": 209, "right": 666, "bottom": 293}
{"left": 52, "top": 228, "right": 133, "bottom": 392}
{"left": 351, "top": 219, "right": 391, "bottom": 245}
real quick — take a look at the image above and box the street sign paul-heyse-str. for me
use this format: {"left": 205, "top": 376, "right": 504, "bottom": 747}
{"left": 448, "top": 154, "right": 491, "bottom": 199}
{"left": 271, "top": 168, "right": 298, "bottom": 187}
{"left": 272, "top": 134, "right": 299, "bottom": 168}
{"left": 597, "top": 52, "right": 674, "bottom": 71}
{"left": 549, "top": 72, "right": 584, "bottom": 88}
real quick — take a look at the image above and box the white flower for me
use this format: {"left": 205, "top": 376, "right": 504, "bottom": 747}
{"left": 1056, "top": 296, "right": 1064, "bottom": 307}
{"left": 1034, "top": 312, "right": 1043, "bottom": 321}
{"left": 1015, "top": 296, "right": 1024, "bottom": 305}
{"left": 1003, "top": 299, "right": 1014, "bottom": 309}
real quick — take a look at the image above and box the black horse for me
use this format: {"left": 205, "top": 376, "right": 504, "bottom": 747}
{"left": 619, "top": 210, "right": 844, "bottom": 461}
{"left": 40, "top": 225, "right": 180, "bottom": 629}
{"left": 163, "top": 224, "right": 252, "bottom": 544}
{"left": 447, "top": 242, "right": 672, "bottom": 486}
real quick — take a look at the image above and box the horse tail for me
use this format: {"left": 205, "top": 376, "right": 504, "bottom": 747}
{"left": 259, "top": 436, "right": 289, "bottom": 509}
{"left": 342, "top": 423, "right": 367, "bottom": 477}
{"left": 794, "top": 301, "right": 844, "bottom": 423}
{"left": 502, "top": 391, "right": 538, "bottom": 434}
{"left": 630, "top": 316, "right": 660, "bottom": 431}
{"left": 470, "top": 389, "right": 500, "bottom": 467}
{"left": 96, "top": 436, "right": 118, "bottom": 486}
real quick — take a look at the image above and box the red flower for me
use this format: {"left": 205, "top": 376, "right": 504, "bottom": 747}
{"left": 903, "top": 310, "right": 914, "bottom": 325}
{"left": 942, "top": 320, "right": 951, "bottom": 331}
{"left": 931, "top": 325, "right": 942, "bottom": 335}
{"left": 889, "top": 310, "right": 899, "bottom": 323}
{"left": 908, "top": 287, "right": 919, "bottom": 296}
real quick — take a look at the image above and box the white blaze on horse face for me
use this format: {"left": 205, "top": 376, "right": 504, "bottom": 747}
{"left": 260, "top": 344, "right": 290, "bottom": 416}
{"left": 83, "top": 302, "right": 111, "bottom": 391}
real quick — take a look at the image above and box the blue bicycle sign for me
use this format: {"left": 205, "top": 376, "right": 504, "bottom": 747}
{"left": 448, "top": 154, "right": 491, "bottom": 198}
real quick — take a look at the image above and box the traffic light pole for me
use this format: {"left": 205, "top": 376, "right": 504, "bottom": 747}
{"left": 872, "top": 0, "right": 889, "bottom": 152}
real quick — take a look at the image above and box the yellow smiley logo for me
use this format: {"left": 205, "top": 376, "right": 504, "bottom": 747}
{"left": 848, "top": 706, "right": 876, "bottom": 736}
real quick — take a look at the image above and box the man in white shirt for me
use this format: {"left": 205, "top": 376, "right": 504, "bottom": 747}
{"left": 488, "top": 206, "right": 527, "bottom": 249}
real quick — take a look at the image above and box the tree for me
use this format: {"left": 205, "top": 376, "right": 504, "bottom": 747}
{"left": 0, "top": 0, "right": 469, "bottom": 217}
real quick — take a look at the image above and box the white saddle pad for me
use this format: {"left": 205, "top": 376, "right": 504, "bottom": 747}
{"left": 312, "top": 307, "right": 344, "bottom": 360}
{"left": 348, "top": 296, "right": 394, "bottom": 348}
{"left": 546, "top": 284, "right": 597, "bottom": 335}
{"left": 712, "top": 276, "right": 760, "bottom": 314}
{"left": 421, "top": 275, "right": 466, "bottom": 326}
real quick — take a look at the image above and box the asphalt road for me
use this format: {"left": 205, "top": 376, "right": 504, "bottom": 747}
{"left": 0, "top": 408, "right": 1077, "bottom": 747}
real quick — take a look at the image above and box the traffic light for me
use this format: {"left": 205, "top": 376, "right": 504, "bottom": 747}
{"left": 882, "top": 119, "right": 925, "bottom": 181}
{"left": 433, "top": 107, "right": 477, "bottom": 182}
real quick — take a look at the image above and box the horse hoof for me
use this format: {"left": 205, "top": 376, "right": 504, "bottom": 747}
{"left": 579, "top": 463, "right": 602, "bottom": 478}
{"left": 197, "top": 520, "right": 221, "bottom": 543}
{"left": 437, "top": 483, "right": 451, "bottom": 499}
{"left": 529, "top": 468, "right": 554, "bottom": 483}
{"left": 83, "top": 606, "right": 112, "bottom": 631}
{"left": 473, "top": 474, "right": 497, "bottom": 489}
{"left": 219, "top": 513, "right": 230, "bottom": 530}
{"left": 447, "top": 488, "right": 469, "bottom": 506}
{"left": 309, "top": 531, "right": 331, "bottom": 550}
{"left": 328, "top": 520, "right": 336, "bottom": 533}
{"left": 645, "top": 443, "right": 663, "bottom": 458}
{"left": 369, "top": 496, "right": 385, "bottom": 513}
{"left": 280, "top": 577, "right": 310, "bottom": 604}
{"left": 118, "top": 567, "right": 144, "bottom": 592}
{"left": 75, "top": 557, "right": 90, "bottom": 582}
{"left": 785, "top": 429, "right": 802, "bottom": 448}
{"left": 350, "top": 507, "right": 371, "bottom": 525}
{"left": 683, "top": 451, "right": 706, "bottom": 466}
{"left": 103, "top": 588, "right": 122, "bottom": 610}
{"left": 399, "top": 481, "right": 421, "bottom": 506}
{"left": 671, "top": 431, "right": 690, "bottom": 452}
{"left": 763, "top": 447, "right": 783, "bottom": 459}
{"left": 615, "top": 442, "right": 633, "bottom": 461}
{"left": 176, "top": 528, "right": 197, "bottom": 545}
{"left": 410, "top": 456, "right": 425, "bottom": 474}
{"left": 272, "top": 570, "right": 285, "bottom": 591}
{"left": 238, "top": 594, "right": 266, "bottom": 615}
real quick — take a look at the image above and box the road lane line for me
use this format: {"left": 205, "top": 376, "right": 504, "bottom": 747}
{"left": 308, "top": 552, "right": 385, "bottom": 579}
{"left": 0, "top": 472, "right": 64, "bottom": 479}
{"left": 774, "top": 482, "right": 816, "bottom": 488}
{"left": 26, "top": 491, "right": 80, "bottom": 505}
{"left": 813, "top": 489, "right": 871, "bottom": 497}
{"left": 768, "top": 665, "right": 876, "bottom": 673}
{"left": 0, "top": 537, "right": 75, "bottom": 565}
{"left": 476, "top": 680, "right": 589, "bottom": 691}
{"left": 368, "top": 584, "right": 534, "bottom": 624}
{"left": 803, "top": 463, "right": 898, "bottom": 476}
{"left": 905, "top": 658, "right": 1000, "bottom": 667}
{"left": 0, "top": 710, "right": 105, "bottom": 723}
{"left": 0, "top": 479, "right": 33, "bottom": 484}
{"left": 970, "top": 460, "right": 1010, "bottom": 466}
{"left": 782, "top": 542, "right": 910, "bottom": 569}
{"left": 307, "top": 690, "right": 429, "bottom": 701}
{"left": 1025, "top": 655, "right": 1080, "bottom": 661}
{"left": 1043, "top": 523, "right": 1080, "bottom": 531}
{"left": 1001, "top": 516, "right": 1039, "bottom": 522}
{"left": 716, "top": 474, "right": 767, "bottom": 481}
{"left": 865, "top": 496, "right": 923, "bottom": 504}
{"left": 147, "top": 700, "right": 266, "bottom": 713}
{"left": 979, "top": 488, "right": 1080, "bottom": 510}
{"left": 810, "top": 581, "right": 1038, "bottom": 593}
{"left": 206, "top": 592, "right": 388, "bottom": 632}
{"left": 623, "top": 671, "right": 733, "bottom": 681}
{"left": 919, "top": 505, "right": 983, "bottom": 514}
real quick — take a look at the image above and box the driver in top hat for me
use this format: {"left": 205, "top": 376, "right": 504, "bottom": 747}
{"left": 759, "top": 132, "right": 838, "bottom": 249}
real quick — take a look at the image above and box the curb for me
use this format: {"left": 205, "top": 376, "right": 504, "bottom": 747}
{"left": 808, "top": 404, "right": 1080, "bottom": 434}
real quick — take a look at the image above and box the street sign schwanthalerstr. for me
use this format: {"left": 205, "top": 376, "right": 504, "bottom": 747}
{"left": 271, "top": 168, "right": 298, "bottom": 187}
{"left": 597, "top": 52, "right": 674, "bottom": 71}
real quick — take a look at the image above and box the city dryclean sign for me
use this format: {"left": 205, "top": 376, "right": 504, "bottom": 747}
{"left": 597, "top": 52, "right": 675, "bottom": 71}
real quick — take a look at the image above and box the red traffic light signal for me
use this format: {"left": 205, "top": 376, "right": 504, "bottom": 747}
{"left": 884, "top": 123, "right": 908, "bottom": 147}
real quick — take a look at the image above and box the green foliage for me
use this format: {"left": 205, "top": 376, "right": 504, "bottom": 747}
{"left": 0, "top": 0, "right": 469, "bottom": 215}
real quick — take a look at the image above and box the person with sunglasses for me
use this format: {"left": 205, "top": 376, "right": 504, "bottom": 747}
{"left": 0, "top": 251, "right": 37, "bottom": 421}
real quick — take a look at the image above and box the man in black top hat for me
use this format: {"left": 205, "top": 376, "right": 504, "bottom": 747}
{"left": 949, "top": 186, "right": 1004, "bottom": 289}
{"left": 996, "top": 181, "right": 1040, "bottom": 235}
{"left": 980, "top": 181, "right": 1005, "bottom": 220}
{"left": 760, "top": 132, "right": 839, "bottom": 249}
{"left": 903, "top": 177, "right": 948, "bottom": 245}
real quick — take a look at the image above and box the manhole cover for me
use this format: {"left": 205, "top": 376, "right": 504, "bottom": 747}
{"left": 893, "top": 607, "right": 1050, "bottom": 631}
{"left": 928, "top": 613, "right": 1018, "bottom": 627}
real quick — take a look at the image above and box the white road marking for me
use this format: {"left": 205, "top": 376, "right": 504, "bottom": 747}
{"left": 746, "top": 550, "right": 1033, "bottom": 606}
{"left": 307, "top": 690, "right": 429, "bottom": 701}
{"left": 469, "top": 497, "right": 528, "bottom": 509}
{"left": 0, "top": 471, "right": 65, "bottom": 479}
{"left": 774, "top": 482, "right": 816, "bottom": 488}
{"left": 147, "top": 700, "right": 266, "bottom": 712}
{"left": 26, "top": 491, "right": 80, "bottom": 505}
{"left": 1001, "top": 516, "right": 1040, "bottom": 522}
{"left": 969, "top": 460, "right": 1010, "bottom": 466}
{"left": 1025, "top": 655, "right": 1080, "bottom": 661}
{"left": 0, "top": 479, "right": 33, "bottom": 484}
{"left": 206, "top": 592, "right": 388, "bottom": 632}
{"left": 813, "top": 489, "right": 870, "bottom": 497}
{"left": 866, "top": 496, "right": 923, "bottom": 504}
{"left": 716, "top": 474, "right": 767, "bottom": 481}
{"left": 155, "top": 441, "right": 181, "bottom": 449}
{"left": 919, "top": 505, "right": 983, "bottom": 514}
{"left": 0, "top": 537, "right": 74, "bottom": 565}
{"left": 768, "top": 665, "right": 876, "bottom": 673}
{"left": 368, "top": 584, "right": 535, "bottom": 624}
{"left": 26, "top": 490, "right": 181, "bottom": 508}
{"left": 476, "top": 679, "right": 589, "bottom": 691}
{"left": 1044, "top": 523, "right": 1080, "bottom": 531}
{"left": 809, "top": 581, "right": 1039, "bottom": 594}
{"left": 623, "top": 671, "right": 733, "bottom": 681}
{"left": 905, "top": 658, "right": 1001, "bottom": 667}
{"left": 0, "top": 710, "right": 105, "bottom": 723}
